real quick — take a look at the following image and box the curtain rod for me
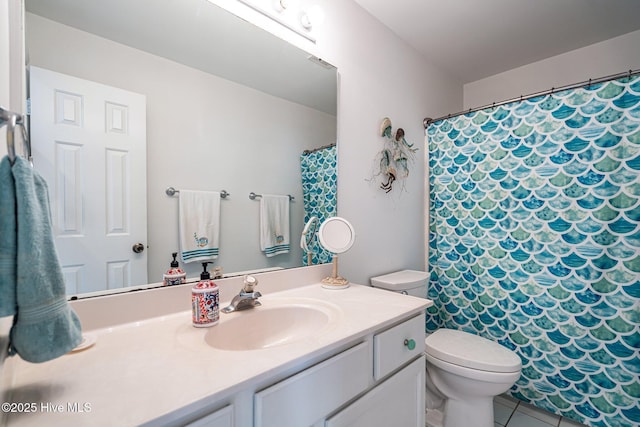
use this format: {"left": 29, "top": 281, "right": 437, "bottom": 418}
{"left": 302, "top": 142, "right": 336, "bottom": 155}
{"left": 424, "top": 68, "right": 640, "bottom": 128}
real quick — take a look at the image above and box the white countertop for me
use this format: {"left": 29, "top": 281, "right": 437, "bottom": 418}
{"left": 6, "top": 283, "right": 431, "bottom": 426}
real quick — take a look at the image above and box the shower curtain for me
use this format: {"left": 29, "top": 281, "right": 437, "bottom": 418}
{"left": 300, "top": 144, "right": 337, "bottom": 265}
{"left": 427, "top": 75, "right": 640, "bottom": 427}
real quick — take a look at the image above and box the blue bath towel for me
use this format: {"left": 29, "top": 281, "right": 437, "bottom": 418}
{"left": 0, "top": 157, "right": 17, "bottom": 317}
{"left": 5, "top": 156, "right": 82, "bottom": 363}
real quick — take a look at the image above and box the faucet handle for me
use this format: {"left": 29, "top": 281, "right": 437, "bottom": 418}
{"left": 212, "top": 266, "right": 224, "bottom": 279}
{"left": 243, "top": 275, "right": 258, "bottom": 293}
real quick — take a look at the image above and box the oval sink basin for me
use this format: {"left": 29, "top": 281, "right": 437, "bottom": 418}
{"left": 205, "top": 298, "right": 341, "bottom": 351}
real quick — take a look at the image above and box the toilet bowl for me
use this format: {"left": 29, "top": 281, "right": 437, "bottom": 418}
{"left": 425, "top": 328, "right": 521, "bottom": 427}
{"left": 370, "top": 270, "right": 522, "bottom": 427}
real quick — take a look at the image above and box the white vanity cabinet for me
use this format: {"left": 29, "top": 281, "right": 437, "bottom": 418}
{"left": 8, "top": 281, "right": 432, "bottom": 427}
{"left": 254, "top": 313, "right": 425, "bottom": 427}
{"left": 323, "top": 314, "right": 426, "bottom": 427}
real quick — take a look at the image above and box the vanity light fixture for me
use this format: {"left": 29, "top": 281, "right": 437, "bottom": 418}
{"left": 231, "top": 0, "right": 317, "bottom": 43}
{"left": 300, "top": 12, "right": 311, "bottom": 29}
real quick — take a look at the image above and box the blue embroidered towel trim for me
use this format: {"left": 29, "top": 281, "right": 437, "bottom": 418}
{"left": 259, "top": 195, "right": 290, "bottom": 257}
{"left": 179, "top": 190, "right": 221, "bottom": 263}
{"left": 8, "top": 156, "right": 83, "bottom": 363}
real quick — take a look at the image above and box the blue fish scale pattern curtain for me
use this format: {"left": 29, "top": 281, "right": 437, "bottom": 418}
{"left": 300, "top": 144, "right": 337, "bottom": 265}
{"left": 427, "top": 75, "right": 640, "bottom": 427}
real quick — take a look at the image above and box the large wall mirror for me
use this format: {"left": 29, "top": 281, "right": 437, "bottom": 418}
{"left": 24, "top": 0, "right": 338, "bottom": 298}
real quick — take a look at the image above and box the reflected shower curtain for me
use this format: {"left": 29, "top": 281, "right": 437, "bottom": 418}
{"left": 427, "top": 75, "right": 640, "bottom": 427}
{"left": 300, "top": 144, "right": 337, "bottom": 265}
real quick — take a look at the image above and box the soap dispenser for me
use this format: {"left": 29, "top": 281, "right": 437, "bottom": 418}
{"left": 163, "top": 252, "right": 186, "bottom": 286}
{"left": 191, "top": 262, "right": 219, "bottom": 327}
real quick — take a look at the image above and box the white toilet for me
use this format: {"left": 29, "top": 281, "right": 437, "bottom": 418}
{"left": 370, "top": 270, "right": 522, "bottom": 427}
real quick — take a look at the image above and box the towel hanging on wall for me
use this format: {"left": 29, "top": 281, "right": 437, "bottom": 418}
{"left": 0, "top": 157, "right": 17, "bottom": 316}
{"left": 0, "top": 156, "right": 82, "bottom": 363}
{"left": 179, "top": 190, "right": 221, "bottom": 263}
{"left": 260, "top": 194, "right": 290, "bottom": 257}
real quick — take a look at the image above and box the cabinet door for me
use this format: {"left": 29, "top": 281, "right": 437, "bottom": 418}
{"left": 184, "top": 404, "right": 233, "bottom": 427}
{"left": 255, "top": 342, "right": 370, "bottom": 427}
{"left": 326, "top": 357, "right": 425, "bottom": 427}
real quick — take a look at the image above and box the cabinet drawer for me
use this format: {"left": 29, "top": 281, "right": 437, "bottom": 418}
{"left": 255, "top": 342, "right": 370, "bottom": 427}
{"left": 373, "top": 313, "right": 425, "bottom": 380}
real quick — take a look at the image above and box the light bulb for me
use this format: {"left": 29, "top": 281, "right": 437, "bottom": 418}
{"left": 274, "top": 0, "right": 288, "bottom": 12}
{"left": 301, "top": 4, "right": 324, "bottom": 29}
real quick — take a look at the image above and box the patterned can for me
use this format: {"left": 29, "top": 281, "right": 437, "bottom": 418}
{"left": 163, "top": 267, "right": 186, "bottom": 286}
{"left": 191, "top": 280, "right": 219, "bottom": 327}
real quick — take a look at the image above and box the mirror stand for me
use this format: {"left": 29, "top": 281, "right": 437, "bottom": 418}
{"left": 317, "top": 217, "right": 355, "bottom": 290}
{"left": 321, "top": 255, "right": 349, "bottom": 289}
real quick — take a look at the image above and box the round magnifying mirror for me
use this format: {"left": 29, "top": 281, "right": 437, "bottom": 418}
{"left": 300, "top": 216, "right": 319, "bottom": 252}
{"left": 317, "top": 217, "right": 355, "bottom": 289}
{"left": 318, "top": 217, "right": 355, "bottom": 254}
{"left": 301, "top": 216, "right": 319, "bottom": 265}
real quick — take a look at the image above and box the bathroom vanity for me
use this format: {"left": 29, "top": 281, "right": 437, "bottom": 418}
{"left": 5, "top": 266, "right": 431, "bottom": 426}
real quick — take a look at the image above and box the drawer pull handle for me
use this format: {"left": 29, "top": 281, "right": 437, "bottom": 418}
{"left": 404, "top": 338, "right": 416, "bottom": 351}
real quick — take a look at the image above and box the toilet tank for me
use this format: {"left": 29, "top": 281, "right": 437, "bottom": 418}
{"left": 370, "top": 270, "right": 428, "bottom": 298}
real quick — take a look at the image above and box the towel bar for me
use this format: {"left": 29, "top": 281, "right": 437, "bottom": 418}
{"left": 166, "top": 187, "right": 229, "bottom": 198}
{"left": 1, "top": 106, "right": 31, "bottom": 166}
{"left": 249, "top": 192, "right": 294, "bottom": 201}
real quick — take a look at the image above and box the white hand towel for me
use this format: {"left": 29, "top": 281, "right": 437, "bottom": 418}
{"left": 260, "top": 195, "right": 290, "bottom": 257}
{"left": 179, "top": 190, "right": 221, "bottom": 263}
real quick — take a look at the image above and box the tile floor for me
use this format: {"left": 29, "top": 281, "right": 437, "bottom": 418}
{"left": 494, "top": 395, "right": 589, "bottom": 427}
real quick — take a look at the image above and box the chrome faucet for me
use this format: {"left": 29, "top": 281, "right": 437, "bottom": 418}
{"left": 222, "top": 275, "right": 262, "bottom": 313}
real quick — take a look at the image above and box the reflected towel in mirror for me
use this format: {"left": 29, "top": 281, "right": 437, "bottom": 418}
{"left": 260, "top": 194, "right": 290, "bottom": 257}
{"left": 179, "top": 190, "right": 221, "bottom": 263}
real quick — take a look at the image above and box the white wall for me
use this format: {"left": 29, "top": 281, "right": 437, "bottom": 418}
{"left": 310, "top": 1, "right": 462, "bottom": 284}
{"left": 26, "top": 14, "right": 337, "bottom": 281}
{"left": 464, "top": 29, "right": 640, "bottom": 109}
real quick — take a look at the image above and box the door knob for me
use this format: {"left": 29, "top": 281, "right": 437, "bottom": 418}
{"left": 132, "top": 243, "right": 145, "bottom": 253}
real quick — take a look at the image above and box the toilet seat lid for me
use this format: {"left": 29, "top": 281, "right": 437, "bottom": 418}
{"left": 425, "top": 329, "right": 521, "bottom": 373}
